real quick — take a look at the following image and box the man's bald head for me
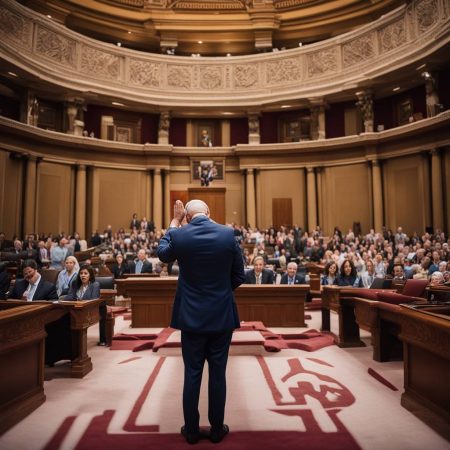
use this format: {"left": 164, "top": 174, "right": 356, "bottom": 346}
{"left": 185, "top": 199, "right": 210, "bottom": 222}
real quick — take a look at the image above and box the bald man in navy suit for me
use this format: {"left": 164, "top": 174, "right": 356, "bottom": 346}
{"left": 158, "top": 199, "right": 245, "bottom": 444}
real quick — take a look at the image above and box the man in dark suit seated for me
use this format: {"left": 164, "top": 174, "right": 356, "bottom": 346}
{"left": 130, "top": 249, "right": 153, "bottom": 274}
{"left": 158, "top": 199, "right": 245, "bottom": 445}
{"left": 244, "top": 255, "right": 274, "bottom": 284}
{"left": 8, "top": 259, "right": 58, "bottom": 300}
{"left": 280, "top": 262, "right": 306, "bottom": 285}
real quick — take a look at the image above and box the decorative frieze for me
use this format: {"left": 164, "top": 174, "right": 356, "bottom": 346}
{"left": 167, "top": 64, "right": 192, "bottom": 89}
{"left": 36, "top": 26, "right": 77, "bottom": 68}
{"left": 416, "top": 0, "right": 439, "bottom": 33}
{"left": 266, "top": 57, "right": 302, "bottom": 85}
{"left": 233, "top": 64, "right": 259, "bottom": 88}
{"left": 129, "top": 59, "right": 161, "bottom": 87}
{"left": 81, "top": 46, "right": 120, "bottom": 80}
{"left": 343, "top": 33, "right": 376, "bottom": 67}
{"left": 379, "top": 19, "right": 407, "bottom": 53}
{"left": 0, "top": 6, "right": 31, "bottom": 47}
{"left": 199, "top": 65, "right": 223, "bottom": 89}
{"left": 307, "top": 48, "right": 338, "bottom": 77}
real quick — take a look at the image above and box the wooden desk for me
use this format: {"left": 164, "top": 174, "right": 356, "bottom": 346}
{"left": 0, "top": 304, "right": 51, "bottom": 435}
{"left": 399, "top": 304, "right": 450, "bottom": 430}
{"left": 116, "top": 278, "right": 309, "bottom": 327}
{"left": 0, "top": 299, "right": 101, "bottom": 378}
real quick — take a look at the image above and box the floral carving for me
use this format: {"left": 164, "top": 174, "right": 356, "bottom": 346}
{"left": 129, "top": 59, "right": 161, "bottom": 87}
{"left": 0, "top": 7, "right": 31, "bottom": 46}
{"left": 167, "top": 65, "right": 192, "bottom": 89}
{"left": 379, "top": 19, "right": 406, "bottom": 53}
{"left": 266, "top": 57, "right": 302, "bottom": 85}
{"left": 233, "top": 64, "right": 258, "bottom": 88}
{"left": 81, "top": 46, "right": 120, "bottom": 79}
{"left": 36, "top": 26, "right": 77, "bottom": 67}
{"left": 416, "top": 0, "right": 439, "bottom": 33}
{"left": 199, "top": 66, "right": 223, "bottom": 89}
{"left": 343, "top": 33, "right": 376, "bottom": 67}
{"left": 307, "top": 48, "right": 337, "bottom": 77}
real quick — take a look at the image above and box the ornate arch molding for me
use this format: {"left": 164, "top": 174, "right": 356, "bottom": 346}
{"left": 0, "top": 0, "right": 449, "bottom": 107}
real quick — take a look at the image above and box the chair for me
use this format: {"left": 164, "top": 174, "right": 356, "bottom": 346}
{"left": 402, "top": 279, "right": 429, "bottom": 298}
{"left": 41, "top": 269, "right": 61, "bottom": 285}
{"left": 96, "top": 276, "right": 114, "bottom": 289}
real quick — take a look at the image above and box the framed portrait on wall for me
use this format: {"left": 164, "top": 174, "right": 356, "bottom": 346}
{"left": 191, "top": 159, "right": 225, "bottom": 186}
{"left": 116, "top": 127, "right": 131, "bottom": 143}
{"left": 192, "top": 120, "right": 219, "bottom": 147}
{"left": 396, "top": 98, "right": 413, "bottom": 126}
{"left": 279, "top": 115, "right": 311, "bottom": 142}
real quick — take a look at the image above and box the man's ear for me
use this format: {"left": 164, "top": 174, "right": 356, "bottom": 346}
{"left": 206, "top": 207, "right": 210, "bottom": 218}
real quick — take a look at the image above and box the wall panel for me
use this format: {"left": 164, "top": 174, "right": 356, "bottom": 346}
{"left": 444, "top": 147, "right": 450, "bottom": 232}
{"left": 259, "top": 169, "right": 306, "bottom": 229}
{"left": 91, "top": 168, "right": 147, "bottom": 232}
{"left": 36, "top": 162, "right": 73, "bottom": 235}
{"left": 0, "top": 151, "right": 23, "bottom": 237}
{"left": 320, "top": 163, "right": 372, "bottom": 235}
{"left": 382, "top": 155, "right": 429, "bottom": 234}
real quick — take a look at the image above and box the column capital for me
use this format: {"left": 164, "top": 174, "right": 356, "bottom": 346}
{"left": 154, "top": 168, "right": 162, "bottom": 175}
{"left": 370, "top": 159, "right": 380, "bottom": 167}
{"left": 75, "top": 163, "right": 87, "bottom": 171}
{"left": 306, "top": 166, "right": 315, "bottom": 173}
{"left": 429, "top": 147, "right": 440, "bottom": 156}
{"left": 246, "top": 168, "right": 255, "bottom": 175}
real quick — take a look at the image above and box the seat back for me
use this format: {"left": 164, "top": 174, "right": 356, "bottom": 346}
{"left": 96, "top": 276, "right": 114, "bottom": 289}
{"left": 370, "top": 277, "right": 392, "bottom": 289}
{"left": 402, "top": 279, "right": 428, "bottom": 298}
{"left": 41, "top": 269, "right": 61, "bottom": 284}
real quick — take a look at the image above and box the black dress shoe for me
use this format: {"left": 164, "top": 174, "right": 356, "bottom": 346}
{"left": 210, "top": 424, "right": 229, "bottom": 443}
{"left": 97, "top": 341, "right": 107, "bottom": 346}
{"left": 181, "top": 426, "right": 200, "bottom": 445}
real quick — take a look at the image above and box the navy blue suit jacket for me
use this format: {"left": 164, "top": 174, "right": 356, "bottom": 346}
{"left": 157, "top": 216, "right": 246, "bottom": 333}
{"left": 8, "top": 278, "right": 58, "bottom": 300}
{"left": 280, "top": 273, "right": 306, "bottom": 285}
{"left": 64, "top": 281, "right": 101, "bottom": 300}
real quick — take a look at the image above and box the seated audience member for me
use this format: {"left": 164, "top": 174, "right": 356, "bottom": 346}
{"left": 130, "top": 249, "right": 153, "bottom": 274}
{"left": 443, "top": 271, "right": 450, "bottom": 285}
{"left": 0, "top": 262, "right": 10, "bottom": 299}
{"left": 429, "top": 271, "right": 444, "bottom": 286}
{"left": 413, "top": 257, "right": 431, "bottom": 279}
{"left": 428, "top": 251, "right": 442, "bottom": 275}
{"left": 111, "top": 253, "right": 130, "bottom": 279}
{"left": 160, "top": 264, "right": 169, "bottom": 277}
{"left": 130, "top": 213, "right": 140, "bottom": 230}
{"left": 50, "top": 238, "right": 68, "bottom": 270}
{"left": 37, "top": 240, "right": 51, "bottom": 267}
{"left": 392, "top": 263, "right": 406, "bottom": 281}
{"left": 65, "top": 265, "right": 100, "bottom": 301}
{"left": 8, "top": 259, "right": 58, "bottom": 300}
{"left": 373, "top": 253, "right": 386, "bottom": 278}
{"left": 56, "top": 256, "right": 79, "bottom": 297}
{"left": 244, "top": 255, "right": 274, "bottom": 284}
{"left": 337, "top": 259, "right": 362, "bottom": 287}
{"left": 360, "top": 259, "right": 376, "bottom": 288}
{"left": 0, "top": 232, "right": 13, "bottom": 251}
{"left": 280, "top": 262, "right": 306, "bottom": 285}
{"left": 438, "top": 261, "right": 447, "bottom": 273}
{"left": 65, "top": 265, "right": 105, "bottom": 346}
{"left": 321, "top": 261, "right": 338, "bottom": 286}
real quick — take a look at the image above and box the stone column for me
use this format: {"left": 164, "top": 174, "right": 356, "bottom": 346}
{"left": 255, "top": 169, "right": 262, "bottom": 229}
{"left": 309, "top": 98, "right": 326, "bottom": 140}
{"left": 24, "top": 156, "right": 38, "bottom": 234}
{"left": 430, "top": 148, "right": 444, "bottom": 230}
{"left": 306, "top": 167, "right": 317, "bottom": 232}
{"left": 356, "top": 91, "right": 374, "bottom": 133}
{"left": 246, "top": 169, "right": 256, "bottom": 228}
{"left": 164, "top": 169, "right": 171, "bottom": 228}
{"left": 371, "top": 160, "right": 383, "bottom": 232}
{"left": 75, "top": 164, "right": 87, "bottom": 238}
{"left": 27, "top": 95, "right": 39, "bottom": 127}
{"left": 248, "top": 113, "right": 260, "bottom": 145}
{"left": 153, "top": 169, "right": 163, "bottom": 230}
{"left": 158, "top": 111, "right": 170, "bottom": 145}
{"left": 316, "top": 167, "right": 323, "bottom": 229}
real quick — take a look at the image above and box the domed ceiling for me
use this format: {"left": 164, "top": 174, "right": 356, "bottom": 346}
{"left": 19, "top": 0, "right": 404, "bottom": 56}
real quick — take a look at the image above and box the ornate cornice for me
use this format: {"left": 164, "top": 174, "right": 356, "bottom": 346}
{"left": 0, "top": 0, "right": 449, "bottom": 107}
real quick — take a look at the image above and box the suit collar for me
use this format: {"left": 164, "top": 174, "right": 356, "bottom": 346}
{"left": 189, "top": 215, "right": 209, "bottom": 225}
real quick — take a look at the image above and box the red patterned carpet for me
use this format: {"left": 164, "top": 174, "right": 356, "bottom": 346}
{"left": 1, "top": 312, "right": 448, "bottom": 450}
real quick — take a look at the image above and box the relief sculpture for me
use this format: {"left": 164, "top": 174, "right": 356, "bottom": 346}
{"left": 266, "top": 57, "right": 302, "bottom": 85}
{"left": 0, "top": 7, "right": 31, "bottom": 46}
{"left": 36, "top": 26, "right": 76, "bottom": 67}
{"left": 129, "top": 60, "right": 161, "bottom": 87}
{"left": 233, "top": 64, "right": 258, "bottom": 88}
{"left": 199, "top": 66, "right": 223, "bottom": 89}
{"left": 416, "top": 0, "right": 439, "bottom": 33}
{"left": 343, "top": 33, "right": 376, "bottom": 67}
{"left": 167, "top": 65, "right": 192, "bottom": 89}
{"left": 379, "top": 19, "right": 407, "bottom": 53}
{"left": 81, "top": 46, "right": 120, "bottom": 80}
{"left": 307, "top": 49, "right": 337, "bottom": 77}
